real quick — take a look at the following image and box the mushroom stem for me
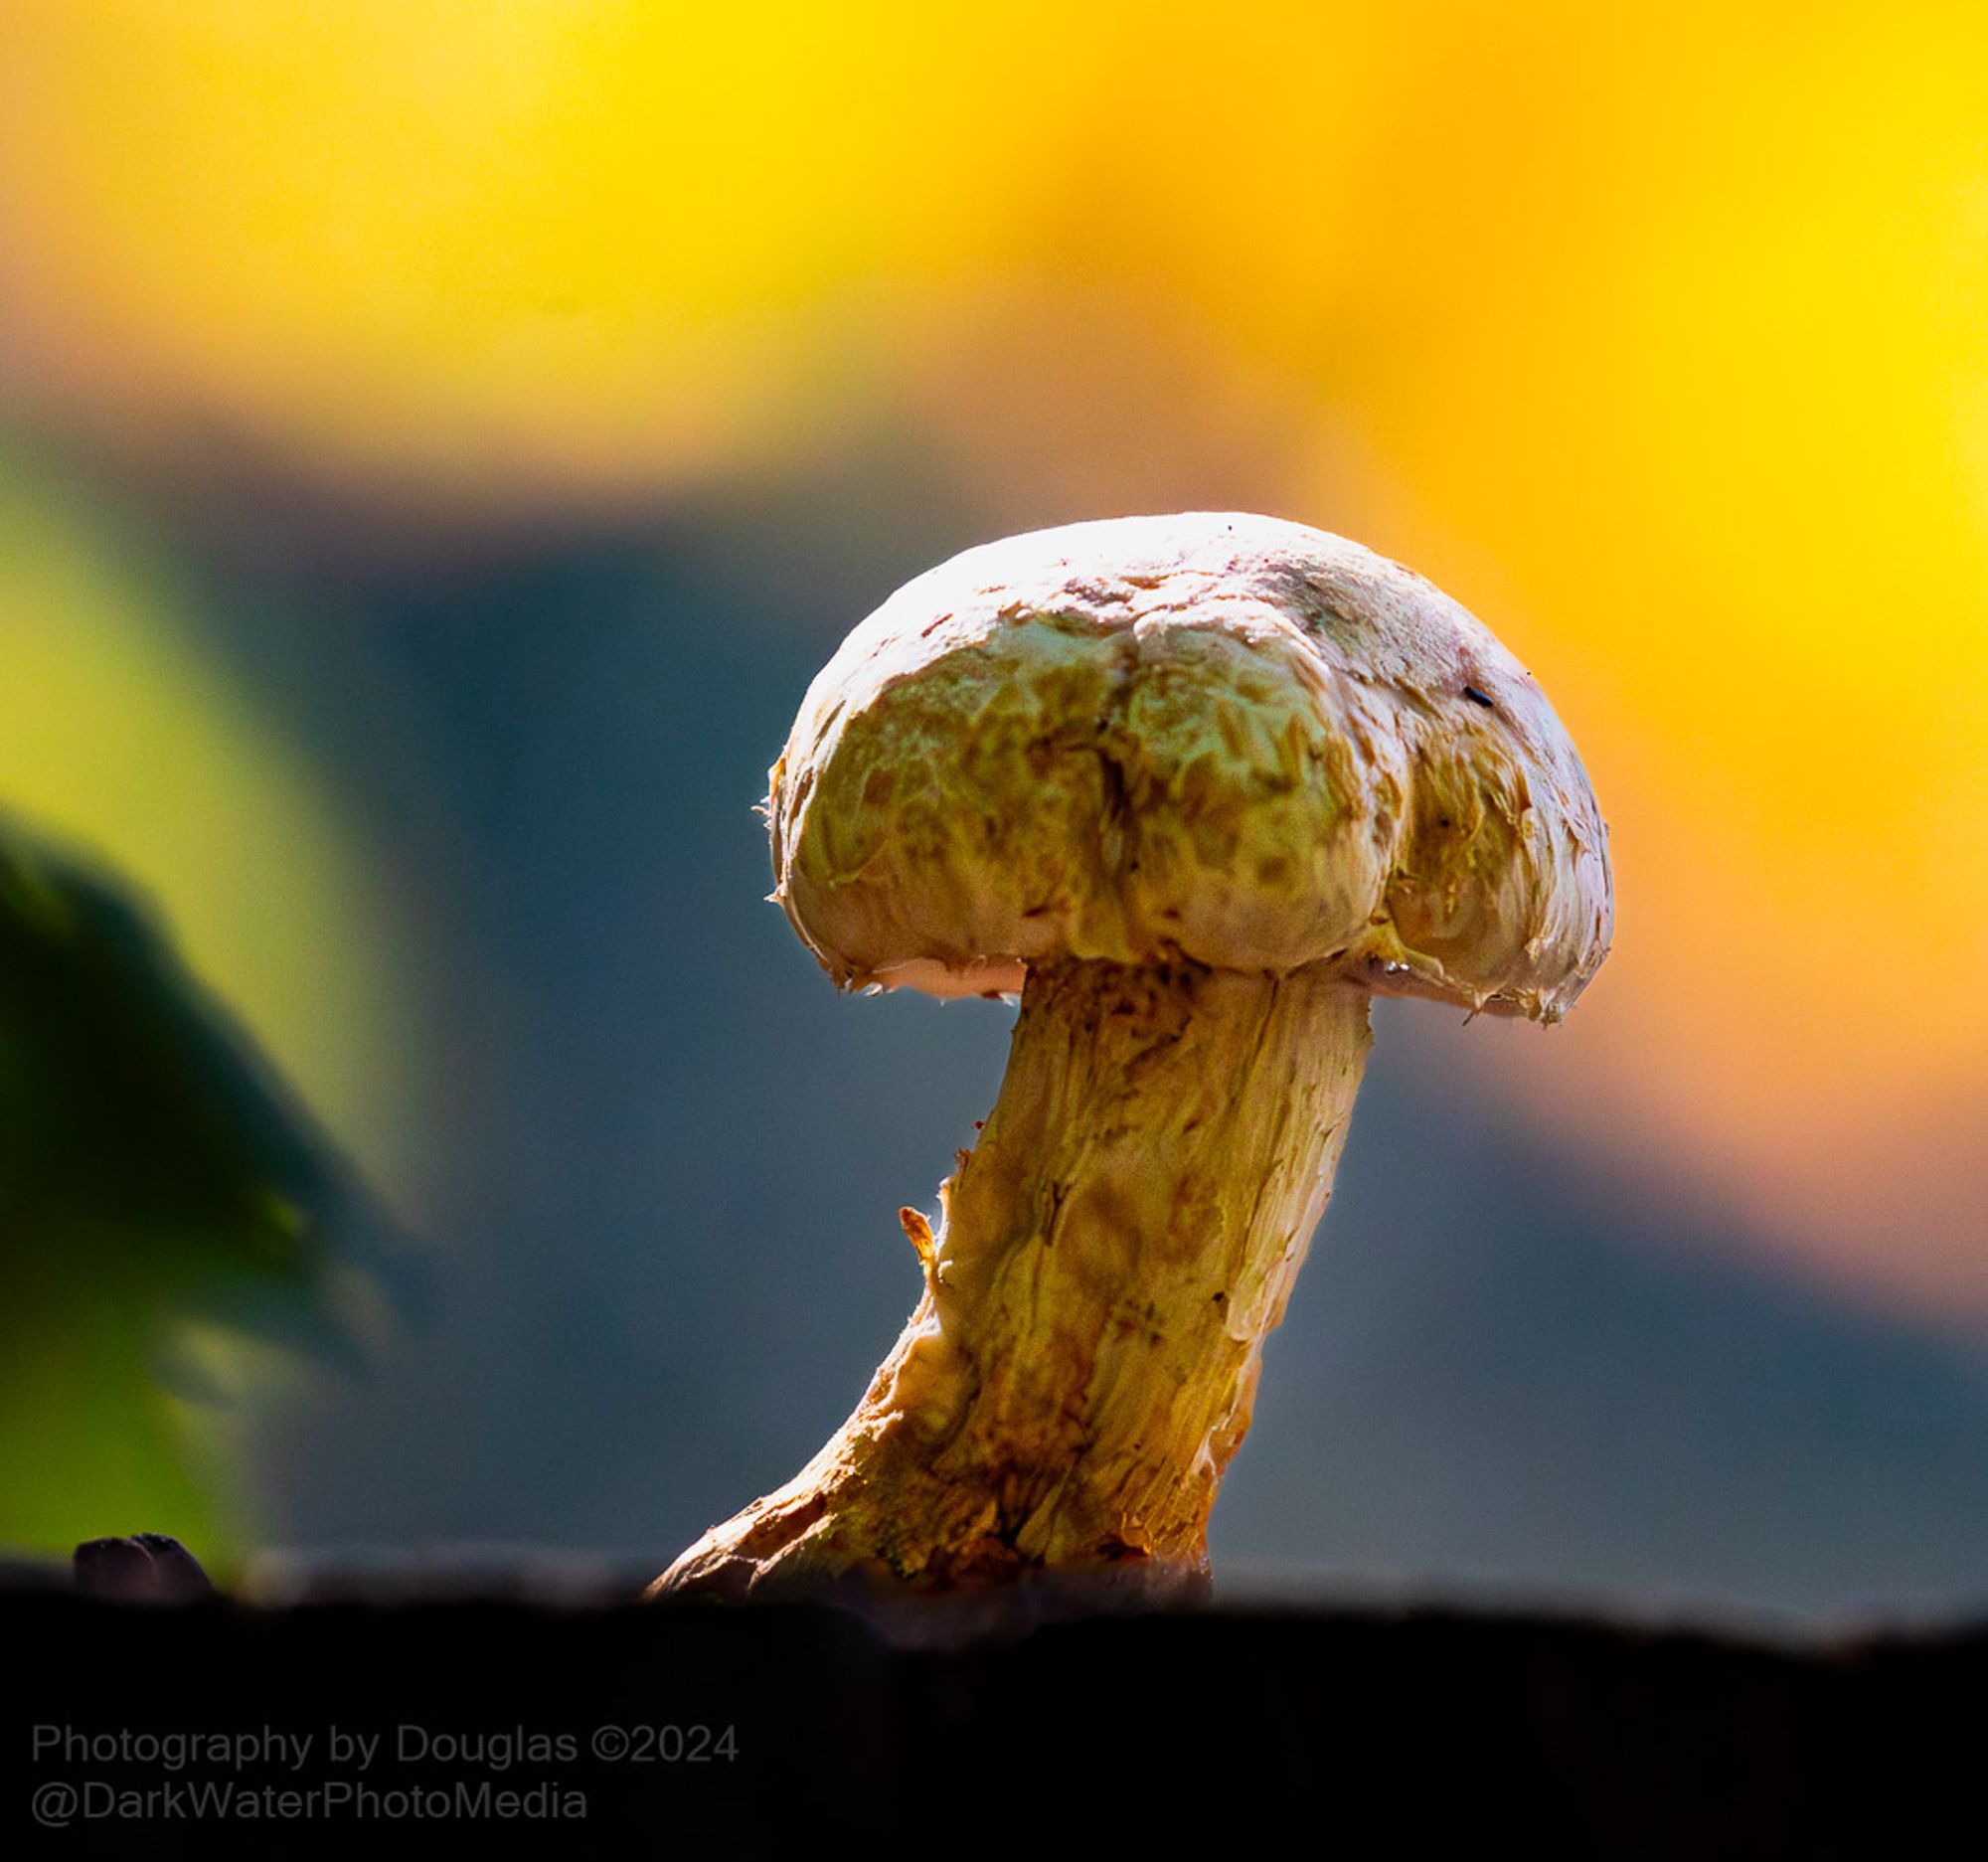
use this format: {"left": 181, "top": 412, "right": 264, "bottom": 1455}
{"left": 655, "top": 956, "right": 1372, "bottom": 1602}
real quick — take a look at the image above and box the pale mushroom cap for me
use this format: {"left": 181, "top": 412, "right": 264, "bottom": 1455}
{"left": 769, "top": 513, "right": 1613, "bottom": 1020}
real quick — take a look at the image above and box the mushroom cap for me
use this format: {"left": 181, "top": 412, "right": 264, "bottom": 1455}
{"left": 769, "top": 513, "right": 1612, "bottom": 1021}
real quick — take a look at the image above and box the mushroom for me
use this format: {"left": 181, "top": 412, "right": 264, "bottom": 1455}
{"left": 654, "top": 512, "right": 1612, "bottom": 1607}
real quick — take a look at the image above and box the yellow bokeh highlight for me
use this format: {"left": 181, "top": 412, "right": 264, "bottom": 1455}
{"left": 1, "top": 2, "right": 1985, "bottom": 1306}
{"left": 1260, "top": 11, "right": 1988, "bottom": 1305}
{"left": 0, "top": 457, "right": 413, "bottom": 1194}
{"left": 0, "top": 1, "right": 1116, "bottom": 498}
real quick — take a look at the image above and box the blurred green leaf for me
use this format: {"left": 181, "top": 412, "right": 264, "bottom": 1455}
{"left": 0, "top": 814, "right": 417, "bottom": 1564}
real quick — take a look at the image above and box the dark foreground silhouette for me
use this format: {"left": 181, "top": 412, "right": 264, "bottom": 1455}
{"left": 4, "top": 1550, "right": 1977, "bottom": 1857}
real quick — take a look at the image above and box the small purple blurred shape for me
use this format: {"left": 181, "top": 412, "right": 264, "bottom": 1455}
{"left": 73, "top": 1533, "right": 213, "bottom": 1603}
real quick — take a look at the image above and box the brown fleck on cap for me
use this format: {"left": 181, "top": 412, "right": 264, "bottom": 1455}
{"left": 769, "top": 513, "right": 1612, "bottom": 1021}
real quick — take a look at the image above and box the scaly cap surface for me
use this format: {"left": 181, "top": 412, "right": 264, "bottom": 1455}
{"left": 769, "top": 513, "right": 1611, "bottom": 1020}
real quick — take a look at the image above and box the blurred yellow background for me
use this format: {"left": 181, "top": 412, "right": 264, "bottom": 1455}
{"left": 7, "top": 3, "right": 1982, "bottom": 1316}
